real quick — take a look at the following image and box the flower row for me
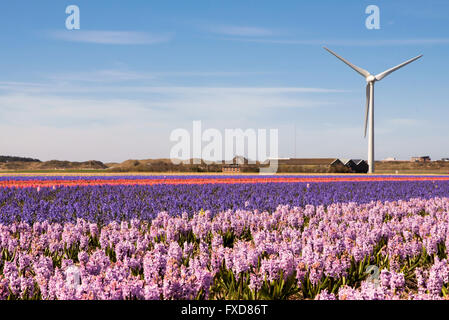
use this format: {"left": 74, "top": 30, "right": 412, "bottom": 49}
{"left": 1, "top": 180, "right": 449, "bottom": 224}
{"left": 1, "top": 197, "right": 449, "bottom": 299}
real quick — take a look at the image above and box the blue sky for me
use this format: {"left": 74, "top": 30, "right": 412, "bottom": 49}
{"left": 0, "top": 0, "right": 448, "bottom": 162}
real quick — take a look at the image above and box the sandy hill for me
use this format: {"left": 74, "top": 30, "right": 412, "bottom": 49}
{"left": 0, "top": 159, "right": 107, "bottom": 171}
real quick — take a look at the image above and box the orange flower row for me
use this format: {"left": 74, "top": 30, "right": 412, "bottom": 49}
{"left": 1, "top": 176, "right": 449, "bottom": 189}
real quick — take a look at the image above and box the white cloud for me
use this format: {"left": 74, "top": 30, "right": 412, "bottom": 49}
{"left": 106, "top": 86, "right": 344, "bottom": 94}
{"left": 209, "top": 25, "right": 276, "bottom": 37}
{"left": 0, "top": 79, "right": 345, "bottom": 130}
{"left": 0, "top": 80, "right": 346, "bottom": 95}
{"left": 223, "top": 37, "right": 449, "bottom": 46}
{"left": 0, "top": 94, "right": 155, "bottom": 126}
{"left": 0, "top": 123, "right": 169, "bottom": 163}
{"left": 0, "top": 81, "right": 51, "bottom": 94}
{"left": 48, "top": 70, "right": 156, "bottom": 83}
{"left": 1, "top": 88, "right": 441, "bottom": 162}
{"left": 0, "top": 73, "right": 347, "bottom": 161}
{"left": 46, "top": 70, "right": 271, "bottom": 83}
{"left": 0, "top": 85, "right": 342, "bottom": 126}
{"left": 386, "top": 118, "right": 421, "bottom": 126}
{"left": 48, "top": 30, "right": 173, "bottom": 45}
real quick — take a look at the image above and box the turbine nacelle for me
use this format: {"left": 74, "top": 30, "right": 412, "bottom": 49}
{"left": 365, "top": 75, "right": 376, "bottom": 83}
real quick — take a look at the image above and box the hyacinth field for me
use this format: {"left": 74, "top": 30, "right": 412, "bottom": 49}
{"left": 2, "top": 175, "right": 449, "bottom": 300}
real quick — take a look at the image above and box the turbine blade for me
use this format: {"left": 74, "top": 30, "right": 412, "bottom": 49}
{"left": 375, "top": 54, "right": 423, "bottom": 81}
{"left": 364, "top": 84, "right": 369, "bottom": 138}
{"left": 323, "top": 47, "right": 371, "bottom": 78}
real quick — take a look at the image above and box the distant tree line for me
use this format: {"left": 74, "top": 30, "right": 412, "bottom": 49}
{"left": 0, "top": 155, "right": 41, "bottom": 163}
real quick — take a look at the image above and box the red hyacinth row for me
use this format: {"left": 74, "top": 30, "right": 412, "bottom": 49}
{"left": 1, "top": 176, "right": 449, "bottom": 189}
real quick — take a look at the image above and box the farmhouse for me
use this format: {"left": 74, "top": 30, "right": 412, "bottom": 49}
{"left": 222, "top": 163, "right": 241, "bottom": 173}
{"left": 411, "top": 156, "right": 431, "bottom": 163}
{"left": 353, "top": 159, "right": 369, "bottom": 173}
{"left": 340, "top": 159, "right": 369, "bottom": 173}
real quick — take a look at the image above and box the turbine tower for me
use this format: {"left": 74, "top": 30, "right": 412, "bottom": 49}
{"left": 323, "top": 47, "right": 422, "bottom": 173}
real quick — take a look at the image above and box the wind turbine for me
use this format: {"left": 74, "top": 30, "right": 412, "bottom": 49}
{"left": 323, "top": 47, "right": 422, "bottom": 173}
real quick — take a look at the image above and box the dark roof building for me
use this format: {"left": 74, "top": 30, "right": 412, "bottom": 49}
{"left": 340, "top": 159, "right": 368, "bottom": 173}
{"left": 411, "top": 156, "right": 431, "bottom": 162}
